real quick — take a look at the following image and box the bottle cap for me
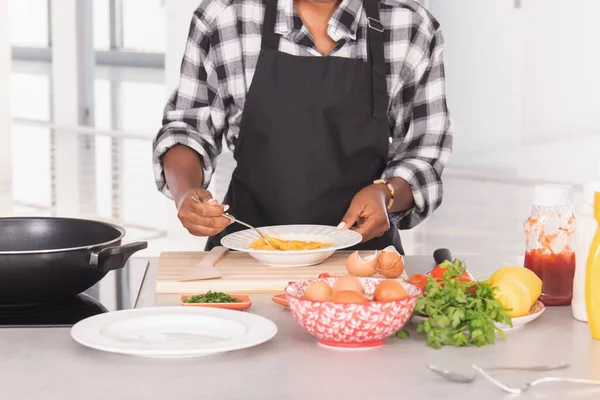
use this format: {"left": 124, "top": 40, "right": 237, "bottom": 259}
{"left": 584, "top": 181, "right": 600, "bottom": 205}
{"left": 532, "top": 184, "right": 573, "bottom": 207}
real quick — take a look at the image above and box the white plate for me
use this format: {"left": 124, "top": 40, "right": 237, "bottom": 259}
{"left": 495, "top": 300, "right": 546, "bottom": 332}
{"left": 220, "top": 224, "right": 362, "bottom": 267}
{"left": 70, "top": 306, "right": 277, "bottom": 358}
{"left": 410, "top": 300, "right": 545, "bottom": 333}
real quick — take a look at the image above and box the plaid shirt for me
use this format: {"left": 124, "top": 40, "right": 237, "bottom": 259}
{"left": 152, "top": 0, "right": 453, "bottom": 229}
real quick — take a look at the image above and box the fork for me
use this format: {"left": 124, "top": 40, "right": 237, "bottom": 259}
{"left": 191, "top": 195, "right": 273, "bottom": 248}
{"left": 472, "top": 364, "right": 600, "bottom": 394}
{"left": 428, "top": 362, "right": 569, "bottom": 383}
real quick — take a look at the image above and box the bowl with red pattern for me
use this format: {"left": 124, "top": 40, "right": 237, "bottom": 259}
{"left": 284, "top": 277, "right": 420, "bottom": 349}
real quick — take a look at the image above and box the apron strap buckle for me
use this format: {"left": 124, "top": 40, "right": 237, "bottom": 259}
{"left": 367, "top": 17, "right": 384, "bottom": 33}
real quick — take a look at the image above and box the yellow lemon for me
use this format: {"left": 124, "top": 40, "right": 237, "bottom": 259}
{"left": 490, "top": 266, "right": 542, "bottom": 306}
{"left": 494, "top": 280, "right": 532, "bottom": 318}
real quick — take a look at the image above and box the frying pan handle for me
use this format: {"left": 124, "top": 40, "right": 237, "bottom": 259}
{"left": 89, "top": 241, "right": 148, "bottom": 273}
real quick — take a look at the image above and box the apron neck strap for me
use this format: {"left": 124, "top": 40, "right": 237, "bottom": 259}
{"left": 261, "top": 0, "right": 388, "bottom": 121}
{"left": 262, "top": 0, "right": 281, "bottom": 50}
{"left": 364, "top": 0, "right": 388, "bottom": 121}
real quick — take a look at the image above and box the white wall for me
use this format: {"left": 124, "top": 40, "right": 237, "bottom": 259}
{"left": 0, "top": 0, "right": 11, "bottom": 191}
{"left": 429, "top": 0, "right": 600, "bottom": 180}
{"left": 428, "top": 0, "right": 523, "bottom": 173}
{"left": 521, "top": 0, "right": 600, "bottom": 144}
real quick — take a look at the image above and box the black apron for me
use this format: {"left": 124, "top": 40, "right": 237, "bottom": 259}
{"left": 206, "top": 0, "right": 403, "bottom": 254}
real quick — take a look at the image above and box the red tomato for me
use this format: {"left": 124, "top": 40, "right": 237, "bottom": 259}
{"left": 407, "top": 274, "right": 428, "bottom": 293}
{"left": 318, "top": 273, "right": 334, "bottom": 279}
{"left": 467, "top": 284, "right": 477, "bottom": 295}
{"left": 460, "top": 271, "right": 475, "bottom": 283}
{"left": 429, "top": 265, "right": 446, "bottom": 280}
{"left": 430, "top": 265, "right": 474, "bottom": 283}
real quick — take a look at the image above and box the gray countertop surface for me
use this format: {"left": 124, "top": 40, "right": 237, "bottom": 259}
{"left": 2, "top": 254, "right": 600, "bottom": 400}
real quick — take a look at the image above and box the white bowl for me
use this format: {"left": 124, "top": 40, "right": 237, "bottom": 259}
{"left": 220, "top": 224, "right": 362, "bottom": 267}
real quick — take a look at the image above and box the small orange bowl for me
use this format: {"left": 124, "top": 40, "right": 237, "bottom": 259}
{"left": 271, "top": 293, "right": 289, "bottom": 308}
{"left": 180, "top": 294, "right": 252, "bottom": 311}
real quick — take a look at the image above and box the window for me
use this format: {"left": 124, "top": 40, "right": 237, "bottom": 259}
{"left": 9, "top": 0, "right": 167, "bottom": 66}
{"left": 122, "top": 0, "right": 165, "bottom": 53}
{"left": 120, "top": 82, "right": 168, "bottom": 132}
{"left": 11, "top": 125, "right": 52, "bottom": 208}
{"left": 9, "top": 0, "right": 49, "bottom": 47}
{"left": 10, "top": 73, "right": 51, "bottom": 121}
{"left": 94, "top": 0, "right": 111, "bottom": 50}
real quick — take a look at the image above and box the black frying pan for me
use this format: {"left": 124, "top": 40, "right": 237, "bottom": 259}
{"left": 0, "top": 217, "right": 147, "bottom": 305}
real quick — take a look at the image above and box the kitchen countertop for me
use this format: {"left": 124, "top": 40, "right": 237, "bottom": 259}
{"left": 1, "top": 254, "right": 600, "bottom": 400}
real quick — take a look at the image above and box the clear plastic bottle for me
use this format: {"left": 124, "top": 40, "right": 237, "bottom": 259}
{"left": 523, "top": 184, "right": 576, "bottom": 306}
{"left": 573, "top": 180, "right": 600, "bottom": 321}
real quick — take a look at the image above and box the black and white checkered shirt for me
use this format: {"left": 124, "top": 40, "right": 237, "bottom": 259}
{"left": 152, "top": 0, "right": 454, "bottom": 229}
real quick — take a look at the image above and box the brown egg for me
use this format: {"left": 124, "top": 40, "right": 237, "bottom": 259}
{"left": 328, "top": 290, "right": 370, "bottom": 304}
{"left": 346, "top": 250, "right": 378, "bottom": 277}
{"left": 303, "top": 281, "right": 332, "bottom": 301}
{"left": 377, "top": 246, "right": 405, "bottom": 278}
{"left": 374, "top": 280, "right": 409, "bottom": 302}
{"left": 331, "top": 276, "right": 364, "bottom": 294}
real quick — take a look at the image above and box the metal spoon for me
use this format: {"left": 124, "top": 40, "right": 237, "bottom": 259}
{"left": 427, "top": 365, "right": 474, "bottom": 383}
{"left": 472, "top": 364, "right": 600, "bottom": 395}
{"left": 428, "top": 362, "right": 570, "bottom": 384}
{"left": 191, "top": 196, "right": 273, "bottom": 248}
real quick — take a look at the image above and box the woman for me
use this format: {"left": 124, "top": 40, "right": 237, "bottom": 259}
{"left": 152, "top": 0, "right": 453, "bottom": 253}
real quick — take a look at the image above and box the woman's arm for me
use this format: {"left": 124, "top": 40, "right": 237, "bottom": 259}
{"left": 384, "top": 21, "right": 454, "bottom": 229}
{"left": 152, "top": 5, "right": 233, "bottom": 236}
{"left": 338, "top": 16, "right": 453, "bottom": 242}
{"left": 162, "top": 144, "right": 204, "bottom": 207}
{"left": 152, "top": 7, "right": 226, "bottom": 205}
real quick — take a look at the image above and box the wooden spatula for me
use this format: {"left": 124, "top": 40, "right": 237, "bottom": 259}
{"left": 177, "top": 246, "right": 229, "bottom": 282}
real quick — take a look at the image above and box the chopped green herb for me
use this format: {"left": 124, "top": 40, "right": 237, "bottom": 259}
{"left": 393, "top": 329, "right": 409, "bottom": 339}
{"left": 413, "top": 259, "right": 512, "bottom": 349}
{"left": 184, "top": 291, "right": 241, "bottom": 303}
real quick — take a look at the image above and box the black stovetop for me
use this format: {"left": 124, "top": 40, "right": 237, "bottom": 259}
{"left": 0, "top": 260, "right": 149, "bottom": 328}
{"left": 0, "top": 293, "right": 109, "bottom": 328}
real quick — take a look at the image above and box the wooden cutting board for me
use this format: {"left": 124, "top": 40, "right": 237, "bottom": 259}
{"left": 155, "top": 251, "right": 409, "bottom": 294}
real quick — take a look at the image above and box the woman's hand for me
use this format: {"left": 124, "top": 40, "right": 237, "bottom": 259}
{"left": 338, "top": 184, "right": 391, "bottom": 243}
{"left": 176, "top": 189, "right": 232, "bottom": 237}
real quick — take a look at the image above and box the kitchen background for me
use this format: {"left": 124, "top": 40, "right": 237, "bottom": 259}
{"left": 1, "top": 0, "right": 598, "bottom": 261}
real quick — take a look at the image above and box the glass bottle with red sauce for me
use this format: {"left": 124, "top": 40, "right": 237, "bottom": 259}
{"left": 524, "top": 184, "right": 576, "bottom": 306}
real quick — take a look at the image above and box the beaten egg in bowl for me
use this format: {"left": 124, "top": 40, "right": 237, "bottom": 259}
{"left": 250, "top": 236, "right": 333, "bottom": 251}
